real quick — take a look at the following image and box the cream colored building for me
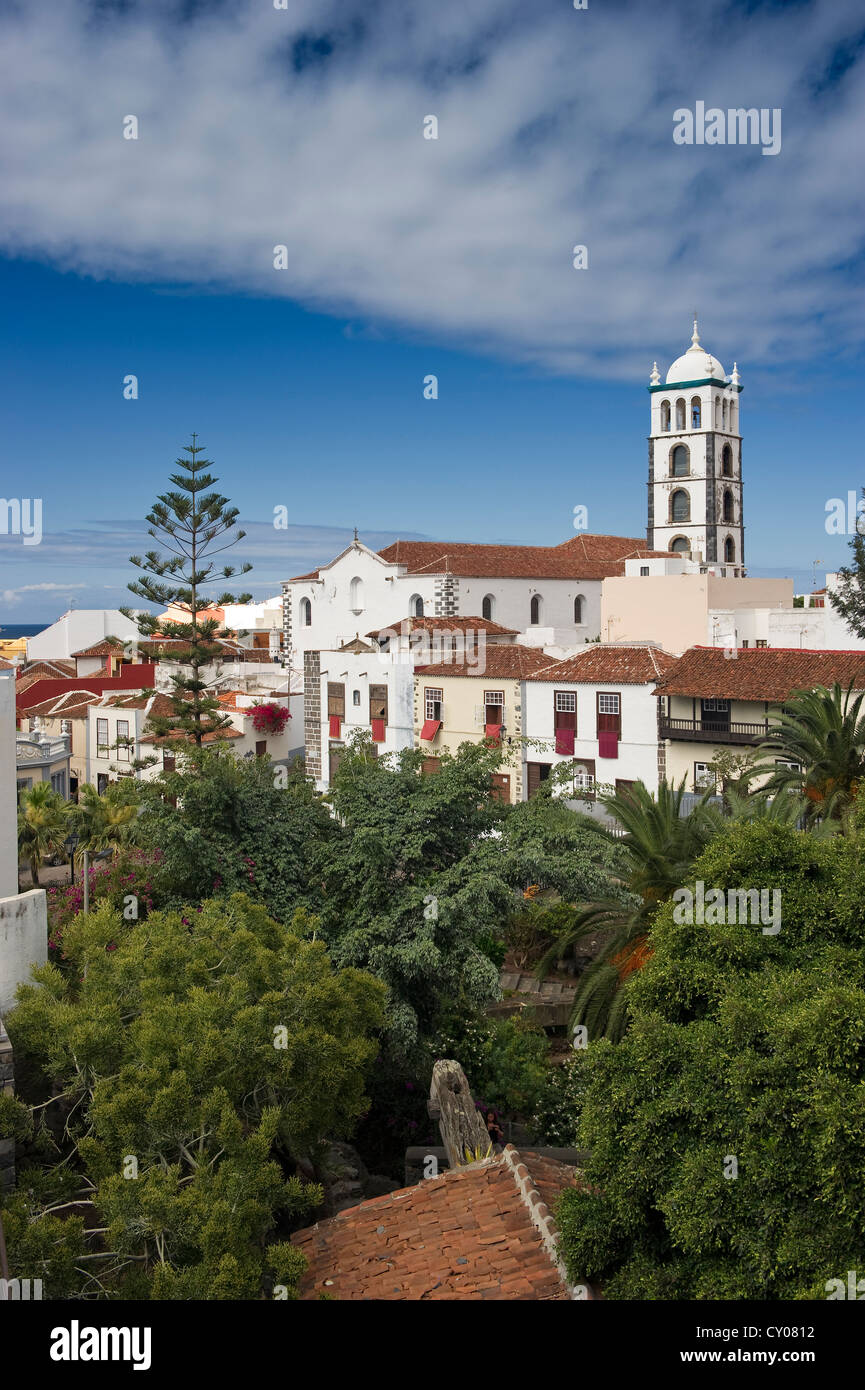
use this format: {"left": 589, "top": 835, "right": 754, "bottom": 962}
{"left": 413, "top": 645, "right": 553, "bottom": 803}
{"left": 602, "top": 558, "right": 793, "bottom": 654}
{"left": 653, "top": 646, "right": 865, "bottom": 792}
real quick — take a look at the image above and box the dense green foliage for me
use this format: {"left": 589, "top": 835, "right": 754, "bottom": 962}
{"left": 556, "top": 818, "right": 865, "bottom": 1298}
{"left": 2, "top": 894, "right": 384, "bottom": 1299}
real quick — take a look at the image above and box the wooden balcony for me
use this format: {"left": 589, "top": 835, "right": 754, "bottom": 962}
{"left": 659, "top": 716, "right": 769, "bottom": 746}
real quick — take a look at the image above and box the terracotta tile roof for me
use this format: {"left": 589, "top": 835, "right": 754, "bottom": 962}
{"left": 0, "top": 657, "right": 15, "bottom": 670}
{"left": 291, "top": 1149, "right": 578, "bottom": 1300}
{"left": 416, "top": 643, "right": 554, "bottom": 680}
{"left": 141, "top": 725, "right": 243, "bottom": 746}
{"left": 19, "top": 689, "right": 103, "bottom": 719}
{"left": 652, "top": 646, "right": 865, "bottom": 702}
{"left": 71, "top": 639, "right": 126, "bottom": 658}
{"left": 376, "top": 535, "right": 666, "bottom": 581}
{"left": 16, "top": 660, "right": 76, "bottom": 689}
{"left": 532, "top": 644, "right": 678, "bottom": 685}
{"left": 367, "top": 616, "right": 518, "bottom": 639}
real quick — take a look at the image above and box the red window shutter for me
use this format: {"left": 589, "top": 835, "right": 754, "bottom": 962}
{"left": 484, "top": 723, "right": 502, "bottom": 745}
{"left": 371, "top": 718, "right": 385, "bottom": 743}
{"left": 329, "top": 714, "right": 341, "bottom": 738}
{"left": 555, "top": 728, "right": 575, "bottom": 756}
{"left": 598, "top": 730, "right": 619, "bottom": 759}
{"left": 420, "top": 719, "right": 441, "bottom": 742}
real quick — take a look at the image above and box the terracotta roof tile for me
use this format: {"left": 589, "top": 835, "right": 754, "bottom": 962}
{"left": 291, "top": 1151, "right": 576, "bottom": 1301}
{"left": 652, "top": 646, "right": 865, "bottom": 702}
{"left": 377, "top": 535, "right": 667, "bottom": 580}
{"left": 71, "top": 639, "right": 126, "bottom": 658}
{"left": 19, "top": 689, "right": 103, "bottom": 718}
{"left": 367, "top": 615, "right": 517, "bottom": 639}
{"left": 416, "top": 643, "right": 554, "bottom": 680}
{"left": 531, "top": 643, "right": 678, "bottom": 684}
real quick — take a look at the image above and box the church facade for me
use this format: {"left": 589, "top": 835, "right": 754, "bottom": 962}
{"left": 646, "top": 321, "right": 744, "bottom": 573}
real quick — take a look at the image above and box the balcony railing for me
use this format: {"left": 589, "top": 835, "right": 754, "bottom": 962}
{"left": 659, "top": 716, "right": 769, "bottom": 746}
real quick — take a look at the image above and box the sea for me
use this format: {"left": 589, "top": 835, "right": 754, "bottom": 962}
{"left": 0, "top": 623, "right": 46, "bottom": 638}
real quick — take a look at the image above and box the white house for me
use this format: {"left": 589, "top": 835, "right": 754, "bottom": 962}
{"left": 305, "top": 615, "right": 519, "bottom": 791}
{"left": 85, "top": 689, "right": 301, "bottom": 790}
{"left": 27, "top": 609, "right": 141, "bottom": 662}
{"left": 522, "top": 643, "right": 678, "bottom": 800}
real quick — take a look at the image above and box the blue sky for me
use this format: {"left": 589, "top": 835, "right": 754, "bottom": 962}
{"left": 0, "top": 0, "right": 863, "bottom": 621}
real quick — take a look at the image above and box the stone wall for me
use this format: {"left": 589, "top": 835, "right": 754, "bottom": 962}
{"left": 303, "top": 649, "right": 322, "bottom": 783}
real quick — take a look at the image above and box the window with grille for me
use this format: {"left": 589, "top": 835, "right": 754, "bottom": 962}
{"left": 97, "top": 717, "right": 109, "bottom": 757}
{"left": 116, "top": 719, "right": 130, "bottom": 761}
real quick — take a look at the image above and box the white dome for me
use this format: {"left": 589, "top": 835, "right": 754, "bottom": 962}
{"left": 665, "top": 321, "right": 726, "bottom": 385}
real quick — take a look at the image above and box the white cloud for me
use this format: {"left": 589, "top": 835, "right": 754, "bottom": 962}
{"left": 0, "top": 0, "right": 863, "bottom": 379}
{"left": 1, "top": 581, "right": 87, "bottom": 605}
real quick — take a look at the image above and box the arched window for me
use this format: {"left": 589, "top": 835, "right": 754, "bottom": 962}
{"left": 671, "top": 444, "right": 689, "bottom": 477}
{"left": 691, "top": 397, "right": 701, "bottom": 429}
{"left": 724, "top": 537, "right": 735, "bottom": 563}
{"left": 722, "top": 398, "right": 728, "bottom": 430}
{"left": 349, "top": 576, "right": 364, "bottom": 613}
{"left": 675, "top": 398, "right": 686, "bottom": 431}
{"left": 530, "top": 595, "right": 542, "bottom": 625}
{"left": 482, "top": 594, "right": 494, "bottom": 621}
{"left": 670, "top": 489, "right": 690, "bottom": 523}
{"left": 300, "top": 597, "right": 312, "bottom": 627}
{"left": 660, "top": 400, "right": 671, "bottom": 432}
{"left": 409, "top": 594, "right": 424, "bottom": 617}
{"left": 722, "top": 489, "right": 734, "bottom": 523}
{"left": 721, "top": 444, "right": 733, "bottom": 476}
{"left": 729, "top": 398, "right": 737, "bottom": 431}
{"left": 574, "top": 595, "right": 585, "bottom": 624}
{"left": 670, "top": 536, "right": 690, "bottom": 555}
{"left": 714, "top": 396, "right": 721, "bottom": 428}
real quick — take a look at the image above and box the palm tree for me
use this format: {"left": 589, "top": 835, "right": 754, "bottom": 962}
{"left": 17, "top": 782, "right": 68, "bottom": 887}
{"left": 538, "top": 779, "right": 719, "bottom": 1041}
{"left": 753, "top": 682, "right": 865, "bottom": 828}
{"left": 68, "top": 783, "right": 138, "bottom": 861}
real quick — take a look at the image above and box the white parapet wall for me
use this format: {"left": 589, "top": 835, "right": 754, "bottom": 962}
{"left": 0, "top": 889, "right": 47, "bottom": 1016}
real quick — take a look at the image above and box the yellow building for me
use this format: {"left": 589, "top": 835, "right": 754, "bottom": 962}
{"left": 414, "top": 644, "right": 553, "bottom": 803}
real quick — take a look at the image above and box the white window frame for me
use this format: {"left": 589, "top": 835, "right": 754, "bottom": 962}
{"left": 554, "top": 691, "right": 576, "bottom": 713}
{"left": 96, "top": 717, "right": 109, "bottom": 758}
{"left": 598, "top": 693, "right": 620, "bottom": 715}
{"left": 116, "top": 719, "right": 131, "bottom": 761}
{"left": 425, "top": 688, "right": 443, "bottom": 721}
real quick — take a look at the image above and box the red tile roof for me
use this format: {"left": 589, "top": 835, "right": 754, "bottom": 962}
{"left": 289, "top": 535, "right": 667, "bottom": 584}
{"left": 19, "top": 689, "right": 103, "bottom": 719}
{"left": 367, "top": 616, "right": 518, "bottom": 638}
{"left": 377, "top": 534, "right": 666, "bottom": 580}
{"left": 652, "top": 646, "right": 865, "bottom": 702}
{"left": 532, "top": 644, "right": 678, "bottom": 685}
{"left": 291, "top": 1149, "right": 579, "bottom": 1300}
{"left": 416, "top": 643, "right": 554, "bottom": 680}
{"left": 71, "top": 639, "right": 126, "bottom": 658}
{"left": 16, "top": 660, "right": 76, "bottom": 689}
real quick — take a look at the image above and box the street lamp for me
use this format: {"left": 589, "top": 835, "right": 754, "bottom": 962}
{"left": 64, "top": 833, "right": 79, "bottom": 887}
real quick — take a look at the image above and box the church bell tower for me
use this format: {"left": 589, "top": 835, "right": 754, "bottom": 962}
{"left": 646, "top": 320, "right": 744, "bottom": 573}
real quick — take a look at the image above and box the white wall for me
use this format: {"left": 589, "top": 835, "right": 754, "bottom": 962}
{"left": 0, "top": 890, "right": 48, "bottom": 1017}
{"left": 27, "top": 610, "right": 140, "bottom": 661}
{"left": 286, "top": 542, "right": 605, "bottom": 663}
{"left": 315, "top": 648, "right": 415, "bottom": 791}
{"left": 523, "top": 678, "right": 660, "bottom": 796}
